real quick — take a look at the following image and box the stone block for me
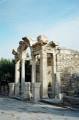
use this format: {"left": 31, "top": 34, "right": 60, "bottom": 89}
{"left": 32, "top": 82, "right": 41, "bottom": 102}
{"left": 23, "top": 82, "right": 31, "bottom": 100}
{"left": 9, "top": 83, "right": 15, "bottom": 97}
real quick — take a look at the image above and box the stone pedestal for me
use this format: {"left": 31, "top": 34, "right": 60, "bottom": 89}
{"left": 23, "top": 82, "right": 31, "bottom": 100}
{"left": 9, "top": 83, "right": 15, "bottom": 97}
{"left": 32, "top": 82, "right": 41, "bottom": 102}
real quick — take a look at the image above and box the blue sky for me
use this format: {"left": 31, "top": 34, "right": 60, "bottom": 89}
{"left": 0, "top": 0, "right": 79, "bottom": 59}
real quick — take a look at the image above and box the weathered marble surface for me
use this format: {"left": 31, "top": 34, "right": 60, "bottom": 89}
{"left": 0, "top": 97, "right": 79, "bottom": 120}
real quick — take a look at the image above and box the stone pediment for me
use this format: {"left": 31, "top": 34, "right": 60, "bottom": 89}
{"left": 49, "top": 41, "right": 58, "bottom": 47}
{"left": 42, "top": 41, "right": 58, "bottom": 52}
{"left": 32, "top": 39, "right": 59, "bottom": 54}
{"left": 12, "top": 35, "right": 59, "bottom": 60}
{"left": 32, "top": 41, "right": 46, "bottom": 48}
{"left": 32, "top": 35, "right": 48, "bottom": 50}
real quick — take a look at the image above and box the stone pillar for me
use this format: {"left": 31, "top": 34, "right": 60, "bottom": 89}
{"left": 52, "top": 52, "right": 57, "bottom": 98}
{"left": 15, "top": 60, "right": 20, "bottom": 96}
{"left": 32, "top": 56, "right": 36, "bottom": 83}
{"left": 55, "top": 72, "right": 63, "bottom": 100}
{"left": 21, "top": 59, "right": 25, "bottom": 97}
{"left": 53, "top": 53, "right": 56, "bottom": 74}
{"left": 9, "top": 83, "right": 15, "bottom": 97}
{"left": 31, "top": 56, "right": 36, "bottom": 100}
{"left": 33, "top": 82, "right": 41, "bottom": 102}
{"left": 52, "top": 74, "right": 56, "bottom": 98}
{"left": 40, "top": 51, "right": 48, "bottom": 98}
{"left": 21, "top": 50, "right": 26, "bottom": 98}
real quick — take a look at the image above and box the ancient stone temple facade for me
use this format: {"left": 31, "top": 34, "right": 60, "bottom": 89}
{"left": 11, "top": 35, "right": 79, "bottom": 102}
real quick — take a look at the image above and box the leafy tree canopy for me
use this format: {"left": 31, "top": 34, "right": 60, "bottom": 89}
{"left": 0, "top": 58, "right": 15, "bottom": 83}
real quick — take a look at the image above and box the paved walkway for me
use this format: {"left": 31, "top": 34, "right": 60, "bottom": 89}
{"left": 0, "top": 97, "right": 79, "bottom": 120}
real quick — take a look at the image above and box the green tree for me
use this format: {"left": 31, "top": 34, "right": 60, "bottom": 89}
{"left": 0, "top": 58, "right": 15, "bottom": 83}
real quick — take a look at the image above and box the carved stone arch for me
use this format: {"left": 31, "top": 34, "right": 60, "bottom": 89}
{"left": 22, "top": 37, "right": 34, "bottom": 59}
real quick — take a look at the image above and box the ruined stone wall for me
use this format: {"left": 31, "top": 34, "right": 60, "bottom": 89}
{"left": 57, "top": 48, "right": 79, "bottom": 95}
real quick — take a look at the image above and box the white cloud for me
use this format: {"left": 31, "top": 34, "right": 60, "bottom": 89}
{"left": 45, "top": 17, "right": 79, "bottom": 50}
{"left": 5, "top": 16, "right": 79, "bottom": 59}
{"left": 15, "top": 17, "right": 79, "bottom": 51}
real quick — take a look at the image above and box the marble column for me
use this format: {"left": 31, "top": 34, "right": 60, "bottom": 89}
{"left": 32, "top": 56, "right": 36, "bottom": 83}
{"left": 31, "top": 56, "right": 36, "bottom": 100}
{"left": 21, "top": 59, "right": 25, "bottom": 97}
{"left": 55, "top": 72, "right": 63, "bottom": 100}
{"left": 52, "top": 53, "right": 56, "bottom": 98}
{"left": 21, "top": 50, "right": 26, "bottom": 98}
{"left": 53, "top": 51, "right": 62, "bottom": 100}
{"left": 53, "top": 53, "right": 57, "bottom": 74}
{"left": 15, "top": 60, "right": 20, "bottom": 96}
{"left": 40, "top": 51, "right": 48, "bottom": 98}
